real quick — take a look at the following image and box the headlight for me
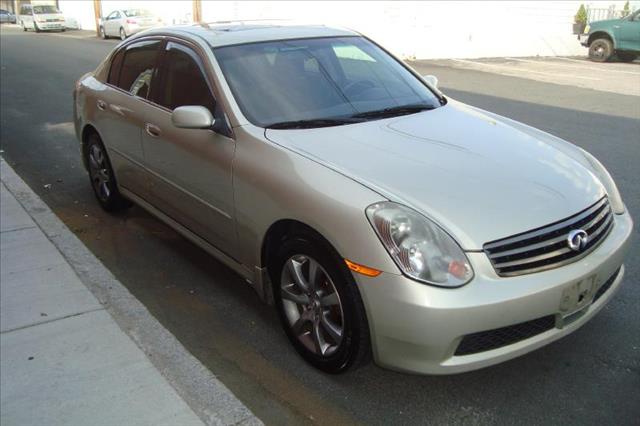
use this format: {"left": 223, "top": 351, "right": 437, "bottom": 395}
{"left": 580, "top": 149, "right": 624, "bottom": 214}
{"left": 366, "top": 202, "right": 473, "bottom": 287}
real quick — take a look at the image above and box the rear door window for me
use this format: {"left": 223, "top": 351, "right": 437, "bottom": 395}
{"left": 117, "top": 40, "right": 161, "bottom": 98}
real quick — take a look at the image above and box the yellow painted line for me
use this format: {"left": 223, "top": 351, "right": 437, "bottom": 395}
{"left": 452, "top": 59, "right": 602, "bottom": 81}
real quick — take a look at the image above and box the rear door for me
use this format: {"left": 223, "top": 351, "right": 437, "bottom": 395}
{"left": 96, "top": 39, "right": 162, "bottom": 196}
{"left": 141, "top": 40, "right": 238, "bottom": 258}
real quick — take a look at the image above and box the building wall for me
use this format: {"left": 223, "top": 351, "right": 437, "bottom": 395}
{"left": 58, "top": 0, "right": 94, "bottom": 30}
{"left": 200, "top": 0, "right": 636, "bottom": 59}
{"left": 48, "top": 1, "right": 638, "bottom": 59}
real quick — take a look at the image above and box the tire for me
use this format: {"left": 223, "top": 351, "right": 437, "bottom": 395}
{"left": 588, "top": 38, "right": 613, "bottom": 62}
{"left": 271, "top": 232, "right": 371, "bottom": 374}
{"left": 85, "top": 133, "right": 131, "bottom": 212}
{"left": 99, "top": 26, "right": 107, "bottom": 39}
{"left": 119, "top": 27, "right": 126, "bottom": 40}
{"left": 22, "top": 21, "right": 27, "bottom": 31}
{"left": 34, "top": 22, "right": 40, "bottom": 33}
{"left": 61, "top": 28, "right": 65, "bottom": 32}
{"left": 617, "top": 52, "right": 638, "bottom": 62}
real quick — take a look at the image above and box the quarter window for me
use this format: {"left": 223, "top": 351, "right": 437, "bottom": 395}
{"left": 107, "top": 49, "right": 125, "bottom": 86}
{"left": 155, "top": 43, "right": 215, "bottom": 112}
{"left": 117, "top": 40, "right": 161, "bottom": 98}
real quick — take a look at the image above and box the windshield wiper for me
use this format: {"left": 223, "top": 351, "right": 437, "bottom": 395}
{"left": 265, "top": 117, "right": 362, "bottom": 129}
{"left": 351, "top": 104, "right": 437, "bottom": 119}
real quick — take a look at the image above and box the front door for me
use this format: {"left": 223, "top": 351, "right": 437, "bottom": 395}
{"left": 104, "top": 10, "right": 120, "bottom": 37}
{"left": 614, "top": 11, "right": 640, "bottom": 51}
{"left": 141, "top": 41, "right": 238, "bottom": 258}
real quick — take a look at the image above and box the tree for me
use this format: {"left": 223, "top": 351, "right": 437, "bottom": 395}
{"left": 622, "top": 1, "right": 630, "bottom": 17}
{"left": 575, "top": 4, "right": 588, "bottom": 24}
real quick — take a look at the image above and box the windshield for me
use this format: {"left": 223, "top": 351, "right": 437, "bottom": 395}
{"left": 33, "top": 5, "right": 60, "bottom": 14}
{"left": 214, "top": 36, "right": 442, "bottom": 127}
{"left": 124, "top": 9, "right": 153, "bottom": 17}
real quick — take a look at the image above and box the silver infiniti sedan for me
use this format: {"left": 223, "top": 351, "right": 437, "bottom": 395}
{"left": 73, "top": 24, "right": 633, "bottom": 375}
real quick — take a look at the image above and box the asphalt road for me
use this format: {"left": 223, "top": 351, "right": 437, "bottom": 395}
{"left": 1, "top": 27, "right": 639, "bottom": 425}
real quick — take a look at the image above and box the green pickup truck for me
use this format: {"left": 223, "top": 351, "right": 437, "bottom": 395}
{"left": 579, "top": 9, "right": 640, "bottom": 62}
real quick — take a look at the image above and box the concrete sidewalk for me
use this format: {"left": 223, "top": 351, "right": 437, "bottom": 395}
{"left": 0, "top": 158, "right": 260, "bottom": 426}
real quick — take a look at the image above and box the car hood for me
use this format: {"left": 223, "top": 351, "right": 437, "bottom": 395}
{"left": 265, "top": 101, "right": 605, "bottom": 250}
{"left": 589, "top": 18, "right": 622, "bottom": 29}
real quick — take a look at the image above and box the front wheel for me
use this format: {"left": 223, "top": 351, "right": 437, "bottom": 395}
{"left": 588, "top": 38, "right": 613, "bottom": 62}
{"left": 99, "top": 26, "right": 107, "bottom": 39}
{"left": 85, "top": 134, "right": 131, "bottom": 212}
{"left": 272, "top": 233, "right": 371, "bottom": 373}
{"left": 617, "top": 52, "right": 638, "bottom": 62}
{"left": 34, "top": 22, "right": 40, "bottom": 33}
{"left": 22, "top": 21, "right": 27, "bottom": 31}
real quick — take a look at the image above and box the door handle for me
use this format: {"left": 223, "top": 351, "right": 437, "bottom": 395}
{"left": 96, "top": 100, "right": 107, "bottom": 111}
{"left": 110, "top": 104, "right": 125, "bottom": 116}
{"left": 145, "top": 123, "right": 161, "bottom": 138}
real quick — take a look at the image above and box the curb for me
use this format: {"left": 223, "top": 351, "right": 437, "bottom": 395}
{"left": 0, "top": 158, "right": 262, "bottom": 426}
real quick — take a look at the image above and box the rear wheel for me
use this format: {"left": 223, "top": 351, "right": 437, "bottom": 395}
{"left": 617, "top": 52, "right": 638, "bottom": 62}
{"left": 588, "top": 38, "right": 613, "bottom": 62}
{"left": 271, "top": 233, "right": 371, "bottom": 373}
{"left": 85, "top": 134, "right": 131, "bottom": 212}
{"left": 119, "top": 27, "right": 126, "bottom": 40}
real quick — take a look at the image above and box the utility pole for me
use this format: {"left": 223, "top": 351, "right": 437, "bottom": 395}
{"left": 93, "top": 0, "right": 101, "bottom": 36}
{"left": 192, "top": 0, "right": 202, "bottom": 23}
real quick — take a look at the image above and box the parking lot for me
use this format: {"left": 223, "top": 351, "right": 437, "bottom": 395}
{"left": 1, "top": 25, "right": 639, "bottom": 425}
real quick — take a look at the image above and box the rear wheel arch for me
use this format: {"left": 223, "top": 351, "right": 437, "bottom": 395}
{"left": 80, "top": 124, "right": 100, "bottom": 170}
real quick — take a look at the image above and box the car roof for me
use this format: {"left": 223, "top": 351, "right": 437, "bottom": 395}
{"left": 140, "top": 23, "right": 359, "bottom": 48}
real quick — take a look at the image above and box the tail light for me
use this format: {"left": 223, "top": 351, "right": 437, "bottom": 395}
{"left": 126, "top": 19, "right": 137, "bottom": 24}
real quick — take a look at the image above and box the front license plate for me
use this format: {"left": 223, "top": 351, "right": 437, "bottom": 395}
{"left": 559, "top": 274, "right": 597, "bottom": 317}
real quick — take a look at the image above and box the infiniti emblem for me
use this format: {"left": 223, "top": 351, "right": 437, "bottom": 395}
{"left": 567, "top": 229, "right": 589, "bottom": 252}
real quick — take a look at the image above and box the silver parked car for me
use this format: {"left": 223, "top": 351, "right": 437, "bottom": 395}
{"left": 99, "top": 8, "right": 162, "bottom": 40}
{"left": 73, "top": 24, "right": 632, "bottom": 374}
{"left": 0, "top": 9, "right": 17, "bottom": 24}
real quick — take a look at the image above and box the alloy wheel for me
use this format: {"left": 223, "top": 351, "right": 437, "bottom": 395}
{"left": 120, "top": 28, "right": 126, "bottom": 40}
{"left": 88, "top": 144, "right": 111, "bottom": 202}
{"left": 280, "top": 255, "right": 344, "bottom": 357}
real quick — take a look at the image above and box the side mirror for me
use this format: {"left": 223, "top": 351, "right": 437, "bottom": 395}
{"left": 422, "top": 74, "right": 438, "bottom": 88}
{"left": 172, "top": 105, "right": 215, "bottom": 129}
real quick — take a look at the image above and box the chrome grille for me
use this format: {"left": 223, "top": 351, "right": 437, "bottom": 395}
{"left": 484, "top": 197, "right": 613, "bottom": 277}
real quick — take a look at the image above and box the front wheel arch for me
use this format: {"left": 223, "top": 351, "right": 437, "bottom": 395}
{"left": 588, "top": 31, "right": 614, "bottom": 47}
{"left": 261, "top": 219, "right": 340, "bottom": 274}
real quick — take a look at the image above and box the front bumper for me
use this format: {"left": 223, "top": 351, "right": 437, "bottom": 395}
{"left": 36, "top": 22, "right": 64, "bottom": 30}
{"left": 355, "top": 211, "right": 633, "bottom": 375}
{"left": 578, "top": 33, "right": 590, "bottom": 46}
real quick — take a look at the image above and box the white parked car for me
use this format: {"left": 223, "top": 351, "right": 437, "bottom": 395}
{"left": 19, "top": 4, "right": 65, "bottom": 32}
{"left": 99, "top": 9, "right": 163, "bottom": 40}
